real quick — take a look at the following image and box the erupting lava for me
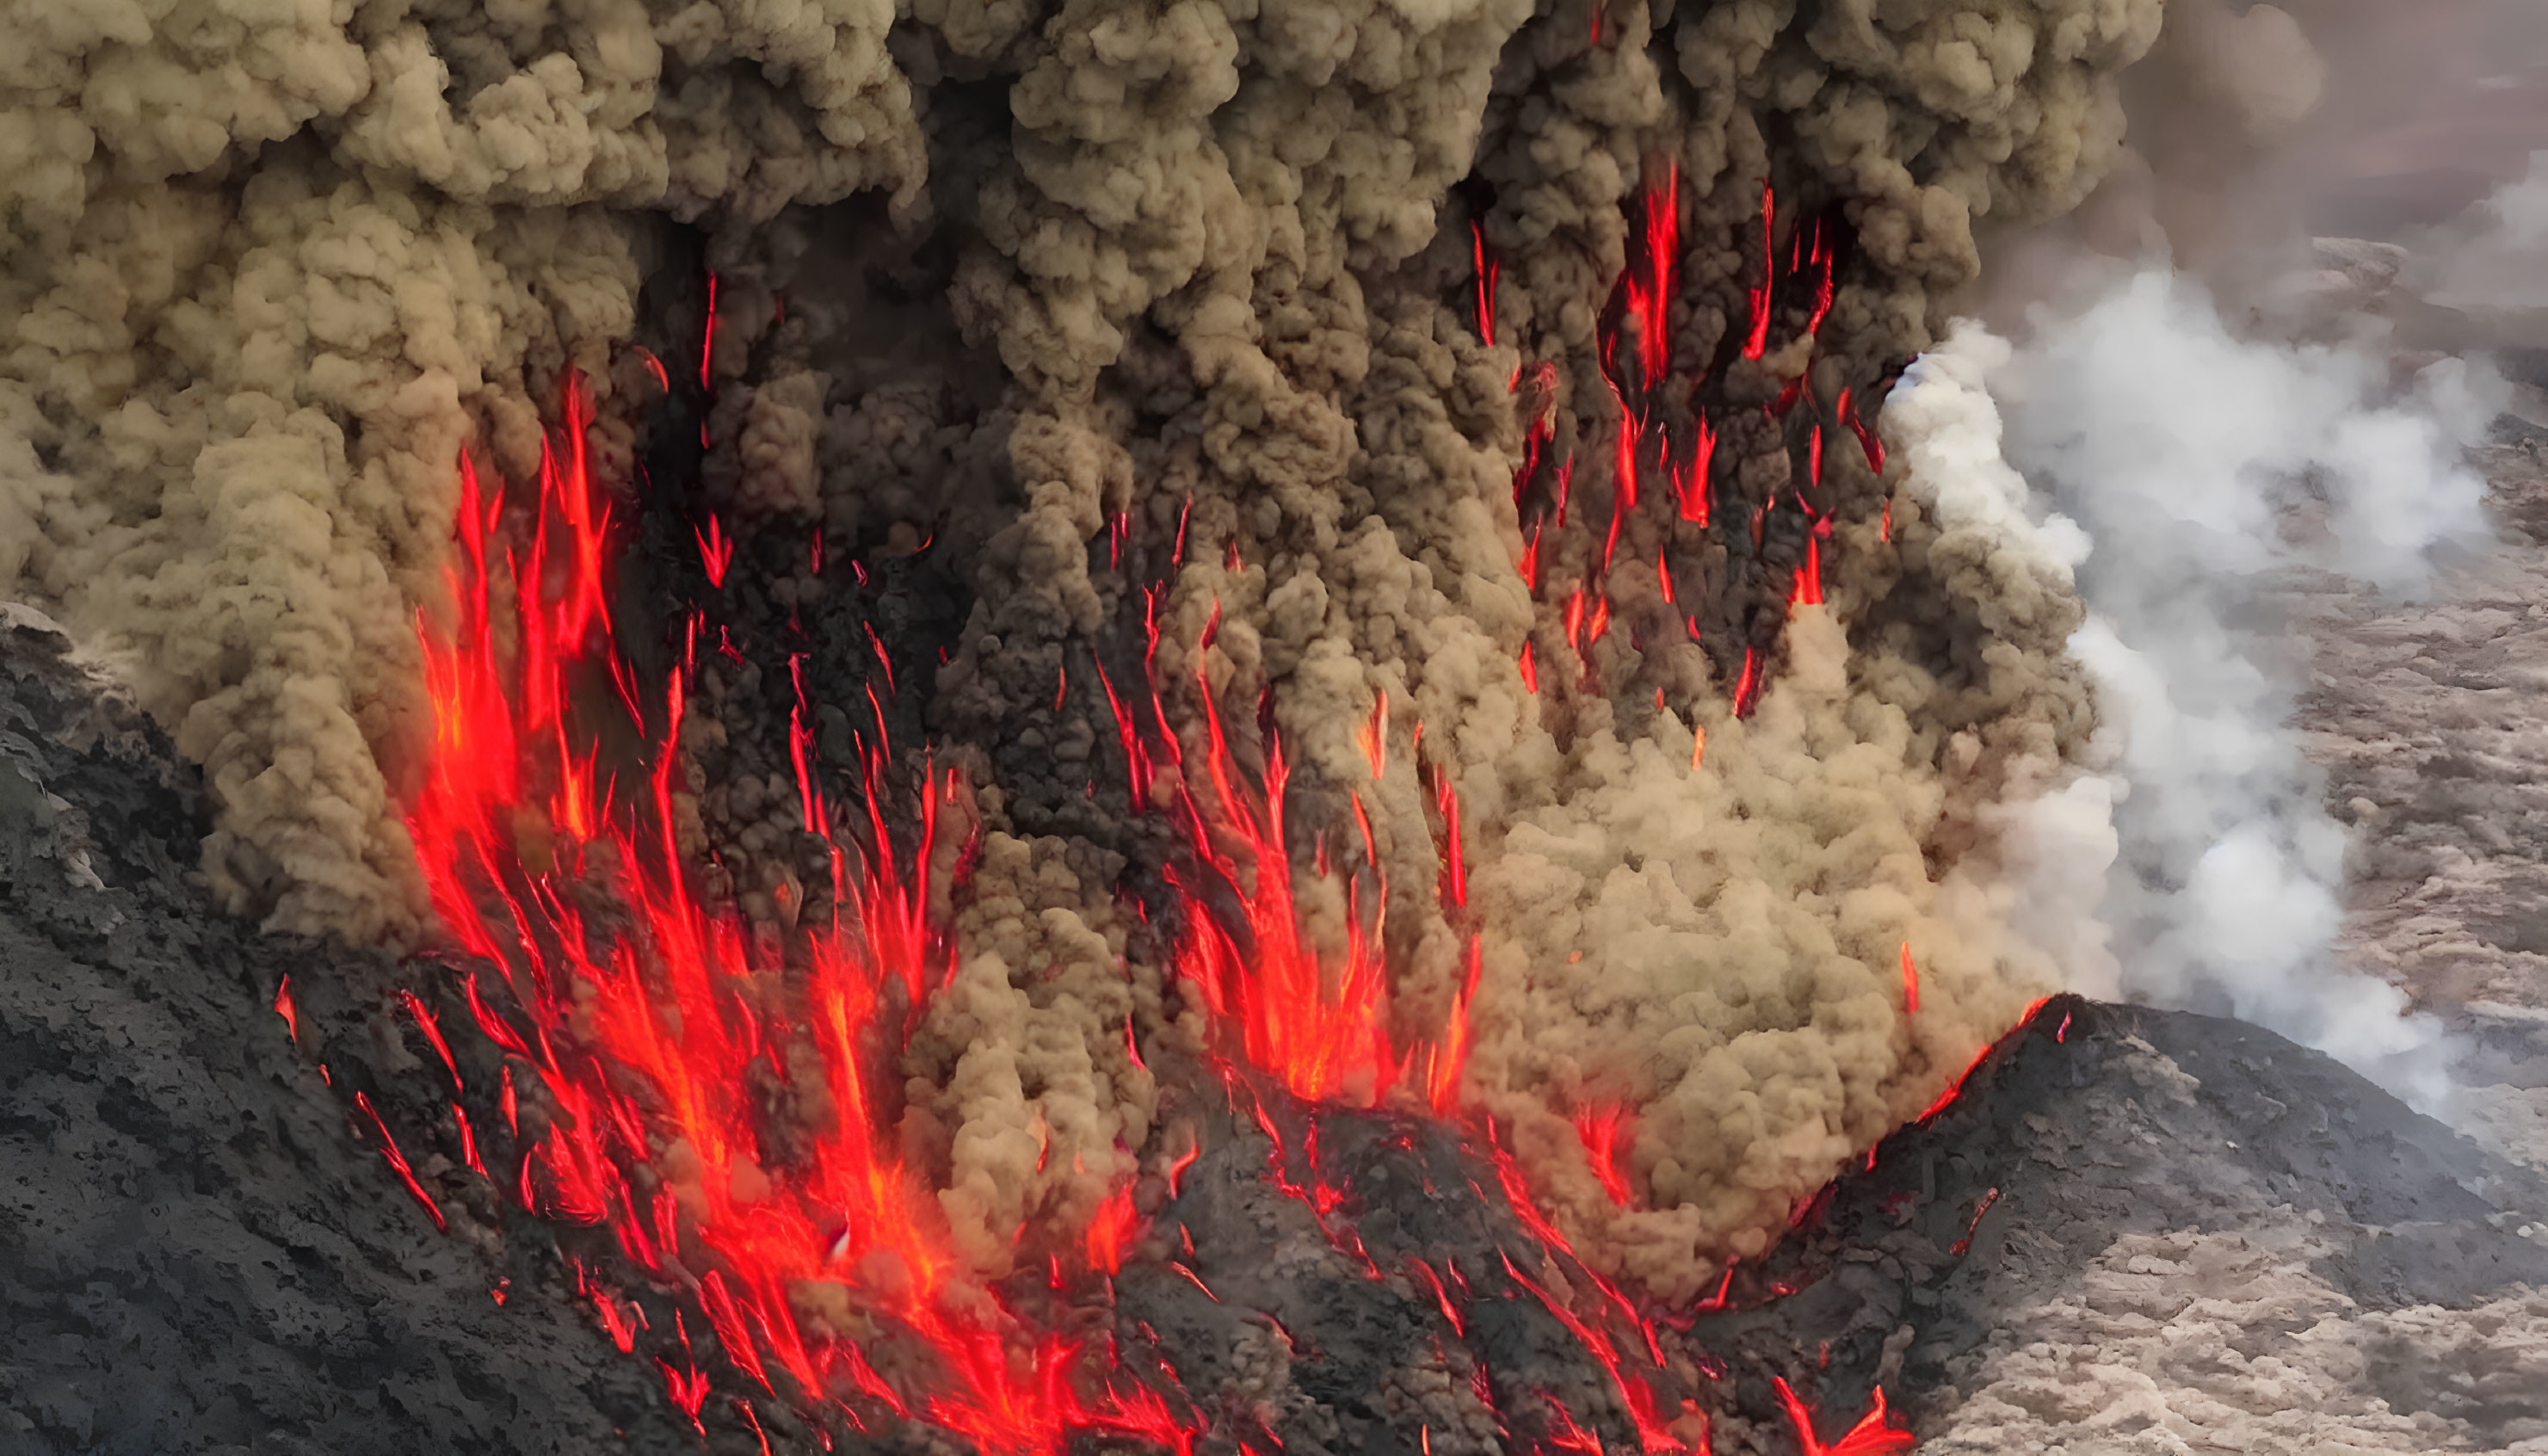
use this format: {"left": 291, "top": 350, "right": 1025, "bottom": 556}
{"left": 1508, "top": 166, "right": 1861, "bottom": 719}
{"left": 404, "top": 376, "right": 1191, "bottom": 1452}
{"left": 378, "top": 168, "right": 1925, "bottom": 1446}
{"left": 1093, "top": 560, "right": 1482, "bottom": 1116}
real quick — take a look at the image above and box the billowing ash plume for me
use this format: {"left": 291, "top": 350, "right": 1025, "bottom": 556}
{"left": 1952, "top": 268, "right": 2506, "bottom": 1103}
{"left": 2, "top": 0, "right": 2163, "bottom": 1299}
{"left": 0, "top": 0, "right": 925, "bottom": 940}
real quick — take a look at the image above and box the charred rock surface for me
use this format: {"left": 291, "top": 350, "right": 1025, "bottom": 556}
{"left": 1123, "top": 997, "right": 2548, "bottom": 1454}
{"left": 1122, "top": 1095, "right": 1675, "bottom": 1456}
{"left": 0, "top": 610, "right": 698, "bottom": 1456}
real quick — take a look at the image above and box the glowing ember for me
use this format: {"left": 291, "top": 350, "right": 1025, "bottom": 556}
{"left": 1679, "top": 412, "right": 1715, "bottom": 525}
{"left": 1733, "top": 646, "right": 1763, "bottom": 719}
{"left": 404, "top": 375, "right": 1178, "bottom": 1452}
{"left": 1916, "top": 996, "right": 2052, "bottom": 1123}
{"left": 700, "top": 271, "right": 719, "bottom": 390}
{"left": 354, "top": 1090, "right": 445, "bottom": 1232}
{"left": 1086, "top": 1185, "right": 1141, "bottom": 1274}
{"left": 1837, "top": 385, "right": 1884, "bottom": 476}
{"left": 1574, "top": 1105, "right": 1636, "bottom": 1207}
{"left": 1949, "top": 1187, "right": 2002, "bottom": 1258}
{"left": 1791, "top": 534, "right": 1824, "bottom": 608}
{"left": 1630, "top": 164, "right": 1679, "bottom": 389}
{"left": 1358, "top": 693, "right": 1389, "bottom": 780}
{"left": 1606, "top": 384, "right": 1640, "bottom": 570}
{"left": 1772, "top": 1378, "right": 1915, "bottom": 1456}
{"left": 1745, "top": 182, "right": 1776, "bottom": 361}
{"left": 695, "top": 515, "right": 734, "bottom": 588}
{"left": 1798, "top": 216, "right": 1838, "bottom": 342}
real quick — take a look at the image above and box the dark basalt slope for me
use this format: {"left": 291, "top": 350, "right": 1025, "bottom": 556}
{"left": 0, "top": 609, "right": 699, "bottom": 1456}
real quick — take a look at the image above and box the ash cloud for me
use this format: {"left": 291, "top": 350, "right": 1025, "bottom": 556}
{"left": 0, "top": 1, "right": 919, "bottom": 941}
{"left": 894, "top": 0, "right": 2160, "bottom": 1293}
{"left": 3, "top": 0, "right": 2171, "bottom": 1302}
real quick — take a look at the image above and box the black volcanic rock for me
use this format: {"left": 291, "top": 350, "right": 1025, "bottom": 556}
{"left": 0, "top": 608, "right": 700, "bottom": 1456}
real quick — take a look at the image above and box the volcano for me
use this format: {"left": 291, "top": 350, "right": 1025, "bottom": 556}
{"left": 5, "top": 2, "right": 2548, "bottom": 1453}
{"left": 9, "top": 606, "right": 2548, "bottom": 1453}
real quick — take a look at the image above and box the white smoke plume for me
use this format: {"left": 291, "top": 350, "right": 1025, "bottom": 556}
{"left": 1959, "top": 267, "right": 2507, "bottom": 1103}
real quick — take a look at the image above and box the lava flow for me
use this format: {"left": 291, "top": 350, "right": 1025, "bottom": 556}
{"left": 380, "top": 186, "right": 1924, "bottom": 1443}
{"left": 404, "top": 374, "right": 1184, "bottom": 1453}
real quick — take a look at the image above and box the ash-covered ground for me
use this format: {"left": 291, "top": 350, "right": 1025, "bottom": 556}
{"left": 9, "top": 594, "right": 2546, "bottom": 1456}
{"left": 1702, "top": 997, "right": 2548, "bottom": 1453}
{"left": 2289, "top": 411, "right": 2548, "bottom": 1178}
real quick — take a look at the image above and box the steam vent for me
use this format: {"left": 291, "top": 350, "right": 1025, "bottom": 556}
{"left": 7, "top": 2, "right": 2548, "bottom": 1453}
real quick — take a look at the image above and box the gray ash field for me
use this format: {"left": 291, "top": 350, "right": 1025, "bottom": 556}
{"left": 9, "top": 606, "right": 2544, "bottom": 1455}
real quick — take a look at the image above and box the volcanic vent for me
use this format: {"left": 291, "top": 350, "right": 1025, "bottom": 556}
{"left": 0, "top": 1, "right": 2206, "bottom": 1452}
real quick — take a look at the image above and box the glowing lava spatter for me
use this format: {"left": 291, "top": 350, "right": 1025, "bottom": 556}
{"left": 1678, "top": 411, "right": 1715, "bottom": 526}
{"left": 1169, "top": 722, "right": 1395, "bottom": 1106}
{"left": 1745, "top": 182, "right": 1776, "bottom": 361}
{"left": 1791, "top": 534, "right": 1824, "bottom": 608}
{"left": 1552, "top": 173, "right": 1872, "bottom": 725}
{"left": 1098, "top": 601, "right": 1475, "bottom": 1109}
{"left": 1630, "top": 163, "right": 1679, "bottom": 390}
{"left": 1774, "top": 1378, "right": 1916, "bottom": 1456}
{"left": 1574, "top": 1105, "right": 1635, "bottom": 1207}
{"left": 404, "top": 373, "right": 1187, "bottom": 1453}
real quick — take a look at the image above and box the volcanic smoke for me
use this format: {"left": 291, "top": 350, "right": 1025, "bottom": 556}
{"left": 0, "top": 0, "right": 2176, "bottom": 1450}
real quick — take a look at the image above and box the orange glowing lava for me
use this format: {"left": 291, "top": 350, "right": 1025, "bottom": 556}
{"left": 404, "top": 374, "right": 1184, "bottom": 1452}
{"left": 1774, "top": 1378, "right": 1915, "bottom": 1456}
{"left": 1098, "top": 602, "right": 1473, "bottom": 1109}
{"left": 1574, "top": 1104, "right": 1636, "bottom": 1207}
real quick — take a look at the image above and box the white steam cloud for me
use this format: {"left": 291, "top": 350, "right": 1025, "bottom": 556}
{"left": 1944, "top": 268, "right": 2508, "bottom": 1105}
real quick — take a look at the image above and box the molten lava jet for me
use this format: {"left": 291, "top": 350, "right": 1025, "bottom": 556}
{"left": 373, "top": 352, "right": 1930, "bottom": 1449}
{"left": 403, "top": 378, "right": 1201, "bottom": 1452}
{"left": 368, "top": 151, "right": 1949, "bottom": 1453}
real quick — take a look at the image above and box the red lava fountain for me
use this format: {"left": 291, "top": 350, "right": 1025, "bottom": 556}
{"left": 402, "top": 376, "right": 1191, "bottom": 1453}
{"left": 381, "top": 157, "right": 1927, "bottom": 1448}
